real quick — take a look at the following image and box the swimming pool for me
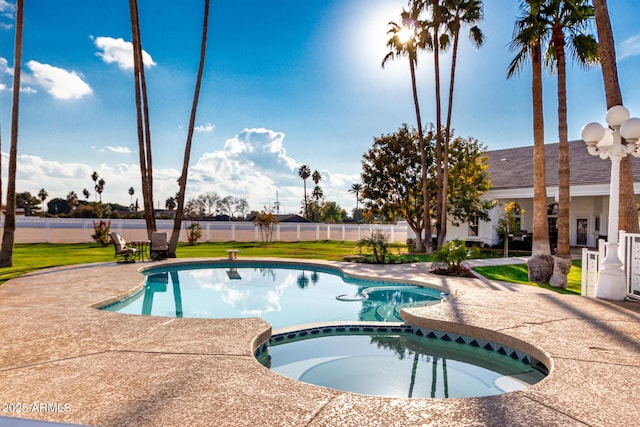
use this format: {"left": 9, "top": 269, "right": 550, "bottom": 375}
{"left": 256, "top": 325, "right": 548, "bottom": 398}
{"left": 102, "top": 262, "right": 442, "bottom": 328}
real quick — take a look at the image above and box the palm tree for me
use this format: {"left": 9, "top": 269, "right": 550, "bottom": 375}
{"left": 592, "top": 0, "right": 638, "bottom": 234}
{"left": 349, "top": 183, "right": 363, "bottom": 220}
{"left": 413, "top": 0, "right": 451, "bottom": 249}
{"left": 312, "top": 185, "right": 323, "bottom": 222}
{"left": 128, "top": 186, "right": 135, "bottom": 205}
{"left": 298, "top": 164, "right": 311, "bottom": 218}
{"left": 129, "top": 0, "right": 156, "bottom": 237}
{"left": 91, "top": 171, "right": 99, "bottom": 201}
{"left": 441, "top": 0, "right": 485, "bottom": 247}
{"left": 37, "top": 188, "right": 48, "bottom": 214}
{"left": 0, "top": 0, "right": 24, "bottom": 267}
{"left": 508, "top": 0, "right": 553, "bottom": 282}
{"left": 382, "top": 8, "right": 430, "bottom": 252}
{"left": 96, "top": 178, "right": 106, "bottom": 203}
{"left": 169, "top": 0, "right": 210, "bottom": 257}
{"left": 82, "top": 188, "right": 90, "bottom": 200}
{"left": 312, "top": 170, "right": 321, "bottom": 186}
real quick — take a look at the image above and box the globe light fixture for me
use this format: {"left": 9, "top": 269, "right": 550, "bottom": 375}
{"left": 580, "top": 105, "right": 640, "bottom": 300}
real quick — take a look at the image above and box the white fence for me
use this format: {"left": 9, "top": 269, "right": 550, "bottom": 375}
{"left": 1, "top": 217, "right": 411, "bottom": 244}
{"left": 582, "top": 232, "right": 640, "bottom": 300}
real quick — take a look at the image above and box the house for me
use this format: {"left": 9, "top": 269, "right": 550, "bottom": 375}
{"left": 446, "top": 140, "right": 640, "bottom": 248}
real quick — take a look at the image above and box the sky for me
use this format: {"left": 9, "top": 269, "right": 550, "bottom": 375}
{"left": 1, "top": 0, "right": 640, "bottom": 215}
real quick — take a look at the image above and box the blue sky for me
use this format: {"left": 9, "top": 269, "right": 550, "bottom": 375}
{"left": 1, "top": 0, "right": 640, "bottom": 214}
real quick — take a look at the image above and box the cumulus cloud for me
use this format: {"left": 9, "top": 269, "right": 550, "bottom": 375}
{"left": 25, "top": 61, "right": 92, "bottom": 100}
{"left": 0, "top": 0, "right": 14, "bottom": 29}
{"left": 195, "top": 123, "right": 215, "bottom": 133}
{"left": 618, "top": 34, "right": 640, "bottom": 60}
{"left": 93, "top": 36, "right": 157, "bottom": 70}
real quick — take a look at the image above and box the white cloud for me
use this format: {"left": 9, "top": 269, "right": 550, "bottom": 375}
{"left": 0, "top": 0, "right": 15, "bottom": 24}
{"left": 195, "top": 123, "right": 215, "bottom": 133}
{"left": 25, "top": 61, "right": 92, "bottom": 100}
{"left": 104, "top": 146, "right": 133, "bottom": 154}
{"left": 93, "top": 36, "right": 157, "bottom": 70}
{"left": 618, "top": 34, "right": 640, "bottom": 60}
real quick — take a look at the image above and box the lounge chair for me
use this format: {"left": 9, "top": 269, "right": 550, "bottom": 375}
{"left": 150, "top": 232, "right": 169, "bottom": 260}
{"left": 109, "top": 232, "right": 138, "bottom": 263}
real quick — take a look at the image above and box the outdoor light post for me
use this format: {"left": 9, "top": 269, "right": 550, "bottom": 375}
{"left": 581, "top": 105, "right": 640, "bottom": 300}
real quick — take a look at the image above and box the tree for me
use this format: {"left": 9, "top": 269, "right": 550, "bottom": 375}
{"left": 91, "top": 171, "right": 99, "bottom": 201}
{"left": 508, "top": 0, "right": 553, "bottom": 282}
{"left": 233, "top": 196, "right": 249, "bottom": 219}
{"left": 165, "top": 196, "right": 177, "bottom": 210}
{"left": 129, "top": 0, "right": 156, "bottom": 238}
{"left": 82, "top": 188, "right": 90, "bottom": 200}
{"left": 128, "top": 186, "right": 135, "bottom": 205}
{"left": 298, "top": 164, "right": 311, "bottom": 218}
{"left": 592, "top": 0, "right": 638, "bottom": 234}
{"left": 47, "top": 198, "right": 71, "bottom": 216}
{"left": 95, "top": 178, "right": 106, "bottom": 202}
{"left": 441, "top": 0, "right": 485, "bottom": 248}
{"left": 16, "top": 192, "right": 40, "bottom": 216}
{"left": 197, "top": 192, "right": 219, "bottom": 216}
{"left": 217, "top": 195, "right": 234, "bottom": 219}
{"left": 67, "top": 191, "right": 79, "bottom": 211}
{"left": 37, "top": 188, "right": 48, "bottom": 211}
{"left": 349, "top": 183, "right": 363, "bottom": 221}
{"left": 413, "top": 0, "right": 451, "bottom": 249}
{"left": 382, "top": 8, "right": 430, "bottom": 252}
{"left": 169, "top": 0, "right": 211, "bottom": 257}
{"left": 0, "top": 0, "right": 24, "bottom": 267}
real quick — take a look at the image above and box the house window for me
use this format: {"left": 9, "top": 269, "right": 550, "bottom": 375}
{"left": 468, "top": 216, "right": 479, "bottom": 237}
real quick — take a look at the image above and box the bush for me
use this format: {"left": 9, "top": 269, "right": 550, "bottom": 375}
{"left": 92, "top": 220, "right": 111, "bottom": 247}
{"left": 357, "top": 231, "right": 391, "bottom": 263}
{"left": 185, "top": 221, "right": 202, "bottom": 246}
{"left": 431, "top": 239, "right": 477, "bottom": 276}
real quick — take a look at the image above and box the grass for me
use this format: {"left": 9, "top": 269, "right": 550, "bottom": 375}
{"left": 0, "top": 241, "right": 584, "bottom": 296}
{"left": 472, "top": 260, "right": 583, "bottom": 295}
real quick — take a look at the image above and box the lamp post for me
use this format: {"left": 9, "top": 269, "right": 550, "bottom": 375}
{"left": 581, "top": 105, "right": 640, "bottom": 300}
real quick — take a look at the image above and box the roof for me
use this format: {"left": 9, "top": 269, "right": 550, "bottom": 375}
{"left": 486, "top": 140, "right": 640, "bottom": 189}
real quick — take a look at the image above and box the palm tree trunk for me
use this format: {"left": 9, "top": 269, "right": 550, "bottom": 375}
{"left": 555, "top": 33, "right": 570, "bottom": 258}
{"left": 409, "top": 56, "right": 427, "bottom": 253}
{"left": 0, "top": 0, "right": 24, "bottom": 267}
{"left": 528, "top": 42, "right": 553, "bottom": 282}
{"left": 434, "top": 21, "right": 444, "bottom": 250}
{"left": 169, "top": 0, "right": 210, "bottom": 257}
{"left": 592, "top": 0, "right": 638, "bottom": 234}
{"left": 129, "top": 0, "right": 155, "bottom": 238}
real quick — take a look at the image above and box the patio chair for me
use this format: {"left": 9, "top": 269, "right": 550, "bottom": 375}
{"left": 150, "top": 232, "right": 169, "bottom": 260}
{"left": 109, "top": 232, "right": 138, "bottom": 263}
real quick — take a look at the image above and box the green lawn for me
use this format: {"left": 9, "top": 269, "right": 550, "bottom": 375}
{"left": 0, "top": 242, "right": 584, "bottom": 296}
{"left": 472, "top": 260, "right": 583, "bottom": 295}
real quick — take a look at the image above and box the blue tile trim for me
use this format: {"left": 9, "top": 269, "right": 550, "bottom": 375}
{"left": 254, "top": 323, "right": 546, "bottom": 373}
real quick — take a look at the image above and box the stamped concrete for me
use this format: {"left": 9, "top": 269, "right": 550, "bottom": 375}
{"left": 0, "top": 257, "right": 638, "bottom": 426}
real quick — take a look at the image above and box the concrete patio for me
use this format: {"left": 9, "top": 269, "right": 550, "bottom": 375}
{"left": 0, "top": 258, "right": 639, "bottom": 426}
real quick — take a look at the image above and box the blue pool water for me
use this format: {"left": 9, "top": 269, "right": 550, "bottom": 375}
{"left": 257, "top": 327, "right": 547, "bottom": 398}
{"left": 102, "top": 262, "right": 442, "bottom": 328}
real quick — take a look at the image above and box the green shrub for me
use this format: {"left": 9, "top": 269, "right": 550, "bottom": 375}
{"left": 356, "top": 231, "right": 391, "bottom": 263}
{"left": 92, "top": 220, "right": 111, "bottom": 247}
{"left": 185, "top": 222, "right": 203, "bottom": 246}
{"left": 431, "top": 239, "right": 477, "bottom": 275}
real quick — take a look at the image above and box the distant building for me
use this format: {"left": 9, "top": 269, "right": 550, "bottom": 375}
{"left": 446, "top": 140, "right": 640, "bottom": 248}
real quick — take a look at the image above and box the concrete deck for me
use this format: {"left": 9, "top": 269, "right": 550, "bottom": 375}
{"left": 0, "top": 258, "right": 639, "bottom": 426}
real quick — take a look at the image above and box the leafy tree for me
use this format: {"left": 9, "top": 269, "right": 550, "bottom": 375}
{"left": 16, "top": 192, "right": 41, "bottom": 216}
{"left": 233, "top": 196, "right": 249, "bottom": 219}
{"left": 217, "top": 195, "right": 234, "bottom": 219}
{"left": 47, "top": 198, "right": 71, "bottom": 216}
{"left": 67, "top": 191, "right": 79, "bottom": 211}
{"left": 165, "top": 196, "right": 177, "bottom": 210}
{"left": 320, "top": 201, "right": 347, "bottom": 224}
{"left": 361, "top": 124, "right": 434, "bottom": 251}
{"left": 495, "top": 202, "right": 523, "bottom": 239}
{"left": 197, "top": 192, "right": 219, "bottom": 216}
{"left": 253, "top": 207, "right": 278, "bottom": 244}
{"left": 357, "top": 231, "right": 392, "bottom": 264}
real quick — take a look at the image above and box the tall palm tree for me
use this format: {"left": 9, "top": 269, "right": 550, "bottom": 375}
{"left": 441, "top": 0, "right": 484, "bottom": 247}
{"left": 129, "top": 0, "right": 156, "bottom": 237}
{"left": 0, "top": 0, "right": 23, "bottom": 267}
{"left": 349, "top": 183, "right": 363, "bottom": 220}
{"left": 38, "top": 188, "right": 48, "bottom": 214}
{"left": 413, "top": 0, "right": 451, "bottom": 249}
{"left": 298, "top": 164, "right": 311, "bottom": 218}
{"left": 91, "top": 171, "right": 99, "bottom": 201}
{"left": 382, "top": 8, "right": 430, "bottom": 252}
{"left": 508, "top": 0, "right": 553, "bottom": 282}
{"left": 539, "top": 0, "right": 598, "bottom": 265}
{"left": 592, "top": 0, "right": 638, "bottom": 234}
{"left": 128, "top": 186, "right": 135, "bottom": 205}
{"left": 312, "top": 170, "right": 322, "bottom": 186}
{"left": 169, "top": 0, "right": 211, "bottom": 257}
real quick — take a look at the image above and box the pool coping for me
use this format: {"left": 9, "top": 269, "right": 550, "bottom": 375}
{"left": 0, "top": 257, "right": 639, "bottom": 426}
